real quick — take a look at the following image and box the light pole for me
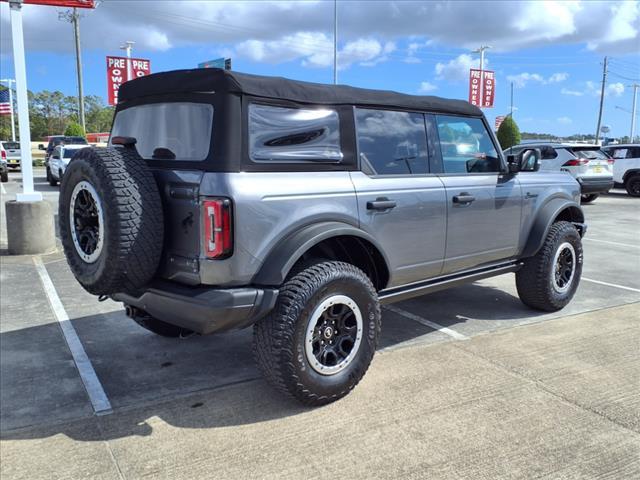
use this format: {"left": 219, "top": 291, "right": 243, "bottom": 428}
{"left": 120, "top": 41, "right": 135, "bottom": 82}
{"left": 472, "top": 45, "right": 491, "bottom": 108}
{"left": 0, "top": 79, "right": 16, "bottom": 141}
{"left": 630, "top": 83, "right": 638, "bottom": 142}
{"left": 333, "top": 0, "right": 337, "bottom": 85}
{"left": 59, "top": 8, "right": 86, "bottom": 132}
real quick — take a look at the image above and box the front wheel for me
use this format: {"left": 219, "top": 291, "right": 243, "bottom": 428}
{"left": 580, "top": 193, "right": 599, "bottom": 203}
{"left": 516, "top": 221, "right": 583, "bottom": 312}
{"left": 625, "top": 174, "right": 640, "bottom": 197}
{"left": 253, "top": 261, "right": 381, "bottom": 406}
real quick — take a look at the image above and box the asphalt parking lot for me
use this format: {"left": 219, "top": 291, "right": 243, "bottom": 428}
{"left": 1, "top": 168, "right": 639, "bottom": 479}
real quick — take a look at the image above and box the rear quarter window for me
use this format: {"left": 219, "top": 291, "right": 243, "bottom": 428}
{"left": 248, "top": 104, "right": 342, "bottom": 163}
{"left": 110, "top": 102, "right": 213, "bottom": 161}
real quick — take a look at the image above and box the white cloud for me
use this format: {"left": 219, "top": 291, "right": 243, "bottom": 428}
{"left": 548, "top": 72, "right": 569, "bottom": 83}
{"left": 508, "top": 72, "right": 569, "bottom": 87}
{"left": 1, "top": 1, "right": 638, "bottom": 63}
{"left": 561, "top": 88, "right": 584, "bottom": 96}
{"left": 507, "top": 72, "right": 545, "bottom": 88}
{"left": 561, "top": 81, "right": 625, "bottom": 97}
{"left": 557, "top": 116, "right": 573, "bottom": 125}
{"left": 606, "top": 82, "right": 625, "bottom": 97}
{"left": 435, "top": 54, "right": 482, "bottom": 82}
{"left": 418, "top": 81, "right": 437, "bottom": 93}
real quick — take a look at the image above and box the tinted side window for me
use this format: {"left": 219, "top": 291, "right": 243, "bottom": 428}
{"left": 355, "top": 108, "right": 429, "bottom": 175}
{"left": 436, "top": 115, "right": 500, "bottom": 173}
{"left": 249, "top": 104, "right": 342, "bottom": 163}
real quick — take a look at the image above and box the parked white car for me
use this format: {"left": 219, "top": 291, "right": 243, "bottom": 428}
{"left": 505, "top": 143, "right": 613, "bottom": 203}
{"left": 601, "top": 144, "right": 640, "bottom": 197}
{"left": 0, "top": 141, "right": 21, "bottom": 170}
{"left": 47, "top": 144, "right": 86, "bottom": 186}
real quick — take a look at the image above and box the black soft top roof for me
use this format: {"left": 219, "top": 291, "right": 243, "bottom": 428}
{"left": 118, "top": 68, "right": 481, "bottom": 117}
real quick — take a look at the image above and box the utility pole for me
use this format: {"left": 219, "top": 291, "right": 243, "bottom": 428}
{"left": 333, "top": 0, "right": 337, "bottom": 85}
{"left": 120, "top": 41, "right": 135, "bottom": 82}
{"left": 59, "top": 8, "right": 85, "bottom": 132}
{"left": 595, "top": 56, "right": 607, "bottom": 145}
{"left": 472, "top": 45, "right": 491, "bottom": 108}
{"left": 630, "top": 83, "right": 638, "bottom": 142}
{"left": 510, "top": 81, "right": 514, "bottom": 119}
{"left": 0, "top": 78, "right": 16, "bottom": 141}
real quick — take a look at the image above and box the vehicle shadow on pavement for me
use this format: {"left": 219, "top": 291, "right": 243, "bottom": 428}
{"left": 0, "top": 282, "right": 540, "bottom": 442}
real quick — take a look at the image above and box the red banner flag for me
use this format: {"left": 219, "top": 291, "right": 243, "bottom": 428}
{"left": 469, "top": 68, "right": 482, "bottom": 107}
{"left": 0, "top": 0, "right": 95, "bottom": 8}
{"left": 106, "top": 56, "right": 151, "bottom": 106}
{"left": 483, "top": 70, "right": 495, "bottom": 108}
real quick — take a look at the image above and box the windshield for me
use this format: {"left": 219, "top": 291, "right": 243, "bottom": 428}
{"left": 110, "top": 102, "right": 214, "bottom": 161}
{"left": 2, "top": 142, "right": 20, "bottom": 150}
{"left": 570, "top": 148, "right": 608, "bottom": 160}
{"left": 63, "top": 148, "right": 82, "bottom": 158}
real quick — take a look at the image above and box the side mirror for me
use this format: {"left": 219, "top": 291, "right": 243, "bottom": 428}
{"left": 519, "top": 148, "right": 542, "bottom": 172}
{"left": 38, "top": 144, "right": 45, "bottom": 150}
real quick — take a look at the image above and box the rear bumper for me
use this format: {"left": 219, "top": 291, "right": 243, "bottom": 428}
{"left": 112, "top": 281, "right": 278, "bottom": 335}
{"left": 577, "top": 177, "right": 613, "bottom": 194}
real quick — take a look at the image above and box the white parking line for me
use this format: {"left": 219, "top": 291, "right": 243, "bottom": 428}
{"left": 33, "top": 256, "right": 112, "bottom": 415}
{"left": 384, "top": 305, "right": 469, "bottom": 340}
{"left": 582, "top": 277, "right": 640, "bottom": 294}
{"left": 584, "top": 238, "right": 639, "bottom": 249}
{"left": 1, "top": 182, "right": 6, "bottom": 195}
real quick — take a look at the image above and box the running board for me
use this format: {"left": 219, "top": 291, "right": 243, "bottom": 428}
{"left": 379, "top": 262, "right": 523, "bottom": 305}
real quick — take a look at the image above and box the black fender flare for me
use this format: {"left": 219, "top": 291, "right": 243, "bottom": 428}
{"left": 521, "top": 198, "right": 585, "bottom": 258}
{"left": 252, "top": 221, "right": 391, "bottom": 287}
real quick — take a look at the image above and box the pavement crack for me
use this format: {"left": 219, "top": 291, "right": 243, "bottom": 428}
{"left": 452, "top": 343, "right": 640, "bottom": 437}
{"left": 96, "top": 421, "right": 127, "bottom": 480}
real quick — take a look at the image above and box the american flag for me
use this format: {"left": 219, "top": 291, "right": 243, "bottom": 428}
{"left": 0, "top": 89, "right": 12, "bottom": 116}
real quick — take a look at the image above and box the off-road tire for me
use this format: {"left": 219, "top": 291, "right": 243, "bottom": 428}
{"left": 625, "top": 174, "right": 640, "bottom": 197}
{"left": 253, "top": 261, "right": 381, "bottom": 406}
{"left": 516, "top": 221, "right": 582, "bottom": 312}
{"left": 59, "top": 147, "right": 164, "bottom": 296}
{"left": 580, "top": 193, "right": 598, "bottom": 203}
{"left": 47, "top": 167, "right": 57, "bottom": 186}
{"left": 0, "top": 171, "right": 7, "bottom": 183}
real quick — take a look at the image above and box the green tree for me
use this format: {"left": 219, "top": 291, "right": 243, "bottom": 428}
{"left": 64, "top": 121, "right": 85, "bottom": 137}
{"left": 496, "top": 116, "right": 521, "bottom": 150}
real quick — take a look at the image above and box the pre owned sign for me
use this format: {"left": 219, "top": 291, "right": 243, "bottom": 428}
{"left": 106, "top": 56, "right": 151, "bottom": 106}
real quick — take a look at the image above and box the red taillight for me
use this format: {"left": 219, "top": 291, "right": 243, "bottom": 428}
{"left": 203, "top": 198, "right": 233, "bottom": 258}
{"left": 563, "top": 159, "right": 589, "bottom": 166}
{"left": 1, "top": 150, "right": 5, "bottom": 160}
{"left": 607, "top": 159, "right": 615, "bottom": 165}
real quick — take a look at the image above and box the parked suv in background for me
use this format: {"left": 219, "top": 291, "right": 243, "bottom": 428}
{"left": 0, "top": 146, "right": 8, "bottom": 182}
{"left": 601, "top": 144, "right": 640, "bottom": 197}
{"left": 46, "top": 144, "right": 86, "bottom": 186}
{"left": 0, "top": 140, "right": 21, "bottom": 170}
{"left": 40, "top": 135, "right": 87, "bottom": 162}
{"left": 505, "top": 143, "right": 613, "bottom": 203}
{"left": 59, "top": 69, "right": 586, "bottom": 405}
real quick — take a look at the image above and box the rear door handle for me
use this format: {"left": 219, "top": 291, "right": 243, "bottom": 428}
{"left": 452, "top": 193, "right": 476, "bottom": 204}
{"left": 367, "top": 198, "right": 397, "bottom": 211}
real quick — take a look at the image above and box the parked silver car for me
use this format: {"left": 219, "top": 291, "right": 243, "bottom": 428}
{"left": 505, "top": 143, "right": 613, "bottom": 203}
{"left": 58, "top": 69, "right": 586, "bottom": 405}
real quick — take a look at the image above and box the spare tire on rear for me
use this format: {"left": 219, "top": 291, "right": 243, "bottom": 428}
{"left": 59, "top": 146, "right": 164, "bottom": 296}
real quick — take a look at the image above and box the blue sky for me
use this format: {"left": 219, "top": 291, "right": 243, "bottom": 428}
{"left": 1, "top": 1, "right": 639, "bottom": 137}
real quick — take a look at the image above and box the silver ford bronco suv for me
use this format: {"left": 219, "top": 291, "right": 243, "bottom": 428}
{"left": 59, "top": 69, "right": 586, "bottom": 405}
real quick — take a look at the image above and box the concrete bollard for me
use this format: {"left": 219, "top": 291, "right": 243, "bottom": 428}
{"left": 5, "top": 200, "right": 56, "bottom": 255}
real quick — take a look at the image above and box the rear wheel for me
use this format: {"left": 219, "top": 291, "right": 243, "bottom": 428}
{"left": 0, "top": 171, "right": 7, "bottom": 183}
{"left": 625, "top": 174, "right": 640, "bottom": 197}
{"left": 253, "top": 261, "right": 381, "bottom": 406}
{"left": 516, "top": 221, "right": 582, "bottom": 312}
{"left": 580, "top": 193, "right": 598, "bottom": 203}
